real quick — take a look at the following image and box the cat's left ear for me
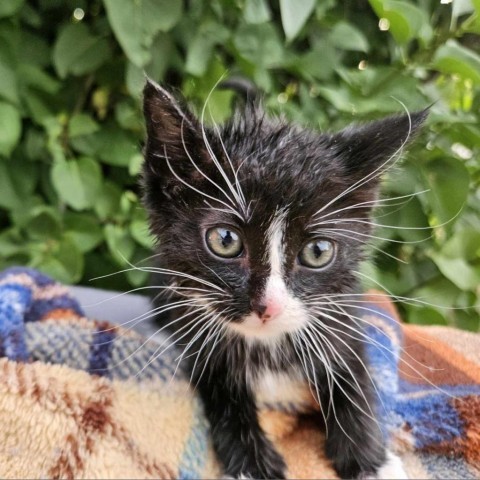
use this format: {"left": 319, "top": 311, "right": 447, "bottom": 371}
{"left": 143, "top": 78, "right": 204, "bottom": 173}
{"left": 331, "top": 109, "right": 428, "bottom": 177}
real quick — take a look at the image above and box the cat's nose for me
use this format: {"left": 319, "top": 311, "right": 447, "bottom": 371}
{"left": 251, "top": 300, "right": 283, "bottom": 322}
{"left": 251, "top": 302, "right": 268, "bottom": 318}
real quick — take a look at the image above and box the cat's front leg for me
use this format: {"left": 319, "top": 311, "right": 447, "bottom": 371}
{"left": 196, "top": 365, "right": 286, "bottom": 479}
{"left": 322, "top": 363, "right": 389, "bottom": 479}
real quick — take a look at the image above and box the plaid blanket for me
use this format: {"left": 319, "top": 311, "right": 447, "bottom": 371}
{"left": 0, "top": 267, "right": 479, "bottom": 479}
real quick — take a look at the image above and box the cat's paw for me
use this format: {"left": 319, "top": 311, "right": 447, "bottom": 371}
{"left": 375, "top": 451, "right": 407, "bottom": 479}
{"left": 360, "top": 451, "right": 408, "bottom": 480}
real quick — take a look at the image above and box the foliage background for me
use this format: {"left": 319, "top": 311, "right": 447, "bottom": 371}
{"left": 0, "top": 0, "right": 479, "bottom": 330}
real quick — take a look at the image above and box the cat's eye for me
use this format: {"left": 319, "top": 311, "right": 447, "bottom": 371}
{"left": 205, "top": 227, "right": 243, "bottom": 258}
{"left": 299, "top": 239, "right": 335, "bottom": 269}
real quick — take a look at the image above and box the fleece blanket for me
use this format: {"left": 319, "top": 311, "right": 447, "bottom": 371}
{"left": 0, "top": 267, "right": 479, "bottom": 479}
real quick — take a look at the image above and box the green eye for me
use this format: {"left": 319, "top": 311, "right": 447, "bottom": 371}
{"left": 299, "top": 239, "right": 335, "bottom": 268}
{"left": 206, "top": 227, "right": 243, "bottom": 258}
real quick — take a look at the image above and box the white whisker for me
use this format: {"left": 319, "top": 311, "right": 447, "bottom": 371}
{"left": 313, "top": 108, "right": 414, "bottom": 220}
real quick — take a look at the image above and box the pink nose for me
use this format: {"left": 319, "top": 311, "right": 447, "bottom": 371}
{"left": 252, "top": 299, "right": 284, "bottom": 322}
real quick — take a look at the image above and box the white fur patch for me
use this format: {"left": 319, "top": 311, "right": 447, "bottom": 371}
{"left": 255, "top": 369, "right": 312, "bottom": 406}
{"left": 374, "top": 451, "right": 408, "bottom": 479}
{"left": 229, "top": 209, "right": 309, "bottom": 343}
{"left": 266, "top": 209, "right": 286, "bottom": 278}
{"left": 228, "top": 297, "right": 307, "bottom": 342}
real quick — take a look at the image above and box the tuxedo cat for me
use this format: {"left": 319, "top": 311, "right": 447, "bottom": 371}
{"left": 141, "top": 78, "right": 426, "bottom": 479}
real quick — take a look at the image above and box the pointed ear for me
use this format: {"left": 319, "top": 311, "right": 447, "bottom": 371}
{"left": 143, "top": 79, "right": 202, "bottom": 172}
{"left": 332, "top": 109, "right": 428, "bottom": 177}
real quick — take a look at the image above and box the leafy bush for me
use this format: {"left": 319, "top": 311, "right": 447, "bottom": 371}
{"left": 0, "top": 0, "right": 479, "bottom": 330}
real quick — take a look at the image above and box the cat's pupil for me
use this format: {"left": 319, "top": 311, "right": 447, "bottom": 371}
{"left": 299, "top": 239, "right": 335, "bottom": 268}
{"left": 313, "top": 243, "right": 323, "bottom": 258}
{"left": 221, "top": 230, "right": 234, "bottom": 247}
{"left": 206, "top": 227, "right": 243, "bottom": 258}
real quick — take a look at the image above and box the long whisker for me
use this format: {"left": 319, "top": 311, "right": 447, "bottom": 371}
{"left": 162, "top": 148, "right": 244, "bottom": 220}
{"left": 292, "top": 331, "right": 330, "bottom": 435}
{"left": 312, "top": 109, "right": 414, "bottom": 219}
{"left": 84, "top": 285, "right": 221, "bottom": 310}
{"left": 310, "top": 190, "right": 430, "bottom": 226}
{"left": 94, "top": 296, "right": 217, "bottom": 337}
{"left": 317, "top": 301, "right": 446, "bottom": 374}
{"left": 306, "top": 319, "right": 384, "bottom": 426}
{"left": 171, "top": 311, "right": 224, "bottom": 385}
{"left": 306, "top": 301, "right": 458, "bottom": 398}
{"left": 134, "top": 308, "right": 217, "bottom": 377}
{"left": 91, "top": 303, "right": 209, "bottom": 372}
{"left": 192, "top": 320, "right": 229, "bottom": 390}
{"left": 306, "top": 292, "right": 478, "bottom": 311}
{"left": 211, "top": 119, "right": 249, "bottom": 216}
{"left": 199, "top": 78, "right": 249, "bottom": 220}
{"left": 179, "top": 117, "right": 239, "bottom": 211}
{"left": 315, "top": 229, "right": 409, "bottom": 264}
{"left": 318, "top": 227, "right": 430, "bottom": 245}
{"left": 91, "top": 264, "right": 226, "bottom": 294}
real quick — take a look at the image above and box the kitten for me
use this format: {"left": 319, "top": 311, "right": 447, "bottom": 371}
{"left": 141, "top": 78, "right": 426, "bottom": 479}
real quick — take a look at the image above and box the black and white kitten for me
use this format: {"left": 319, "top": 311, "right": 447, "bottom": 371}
{"left": 141, "top": 79, "right": 426, "bottom": 479}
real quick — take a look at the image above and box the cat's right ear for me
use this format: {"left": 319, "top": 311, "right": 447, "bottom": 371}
{"left": 143, "top": 79, "right": 202, "bottom": 174}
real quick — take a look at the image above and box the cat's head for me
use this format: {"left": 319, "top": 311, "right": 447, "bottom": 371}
{"left": 142, "top": 79, "right": 426, "bottom": 343}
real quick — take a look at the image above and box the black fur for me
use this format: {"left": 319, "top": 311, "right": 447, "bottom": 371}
{"left": 142, "top": 79, "right": 426, "bottom": 479}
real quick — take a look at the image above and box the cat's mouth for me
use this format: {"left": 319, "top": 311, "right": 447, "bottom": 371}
{"left": 228, "top": 300, "right": 309, "bottom": 341}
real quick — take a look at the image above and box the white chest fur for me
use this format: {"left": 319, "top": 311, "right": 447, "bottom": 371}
{"left": 254, "top": 369, "right": 314, "bottom": 409}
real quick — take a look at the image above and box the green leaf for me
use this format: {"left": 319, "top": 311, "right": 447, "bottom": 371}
{"left": 0, "top": 0, "right": 23, "bottom": 18}
{"left": 408, "top": 306, "right": 448, "bottom": 326}
{"left": 104, "top": 224, "right": 136, "bottom": 265}
{"left": 429, "top": 253, "right": 480, "bottom": 291}
{"left": 125, "top": 247, "right": 151, "bottom": 286}
{"left": 93, "top": 181, "right": 122, "bottom": 221}
{"left": 0, "top": 102, "right": 21, "bottom": 156}
{"left": 376, "top": 196, "right": 431, "bottom": 243}
{"left": 329, "top": 22, "right": 370, "bottom": 52}
{"left": 32, "top": 236, "right": 84, "bottom": 284}
{"left": 64, "top": 212, "right": 103, "bottom": 253}
{"left": 130, "top": 210, "right": 154, "bottom": 249}
{"left": 244, "top": 0, "right": 271, "bottom": 24}
{"left": 128, "top": 152, "right": 144, "bottom": 176}
{"left": 414, "top": 276, "right": 462, "bottom": 310}
{"left": 70, "top": 125, "right": 138, "bottom": 166}
{"left": 0, "top": 228, "right": 25, "bottom": 258}
{"left": 292, "top": 42, "right": 337, "bottom": 81}
{"left": 103, "top": 0, "right": 182, "bottom": 67}
{"left": 421, "top": 157, "right": 470, "bottom": 225}
{"left": 69, "top": 113, "right": 99, "bottom": 137}
{"left": 25, "top": 207, "right": 62, "bottom": 241}
{"left": 441, "top": 229, "right": 480, "bottom": 260}
{"left": 279, "top": 0, "right": 316, "bottom": 41}
{"left": 368, "top": 0, "right": 431, "bottom": 44}
{"left": 452, "top": 0, "right": 476, "bottom": 20}
{"left": 0, "top": 162, "right": 19, "bottom": 208}
{"left": 0, "top": 39, "right": 18, "bottom": 104}
{"left": 186, "top": 21, "right": 229, "bottom": 77}
{"left": 473, "top": 0, "right": 480, "bottom": 15}
{"left": 53, "top": 23, "right": 110, "bottom": 78}
{"left": 433, "top": 40, "right": 480, "bottom": 84}
{"left": 51, "top": 157, "right": 102, "bottom": 210}
{"left": 453, "top": 309, "right": 480, "bottom": 332}
{"left": 17, "top": 63, "right": 60, "bottom": 94}
{"left": 98, "top": 129, "right": 138, "bottom": 166}
{"left": 234, "top": 23, "right": 284, "bottom": 68}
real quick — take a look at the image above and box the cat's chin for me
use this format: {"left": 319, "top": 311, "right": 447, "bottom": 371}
{"left": 228, "top": 302, "right": 308, "bottom": 343}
